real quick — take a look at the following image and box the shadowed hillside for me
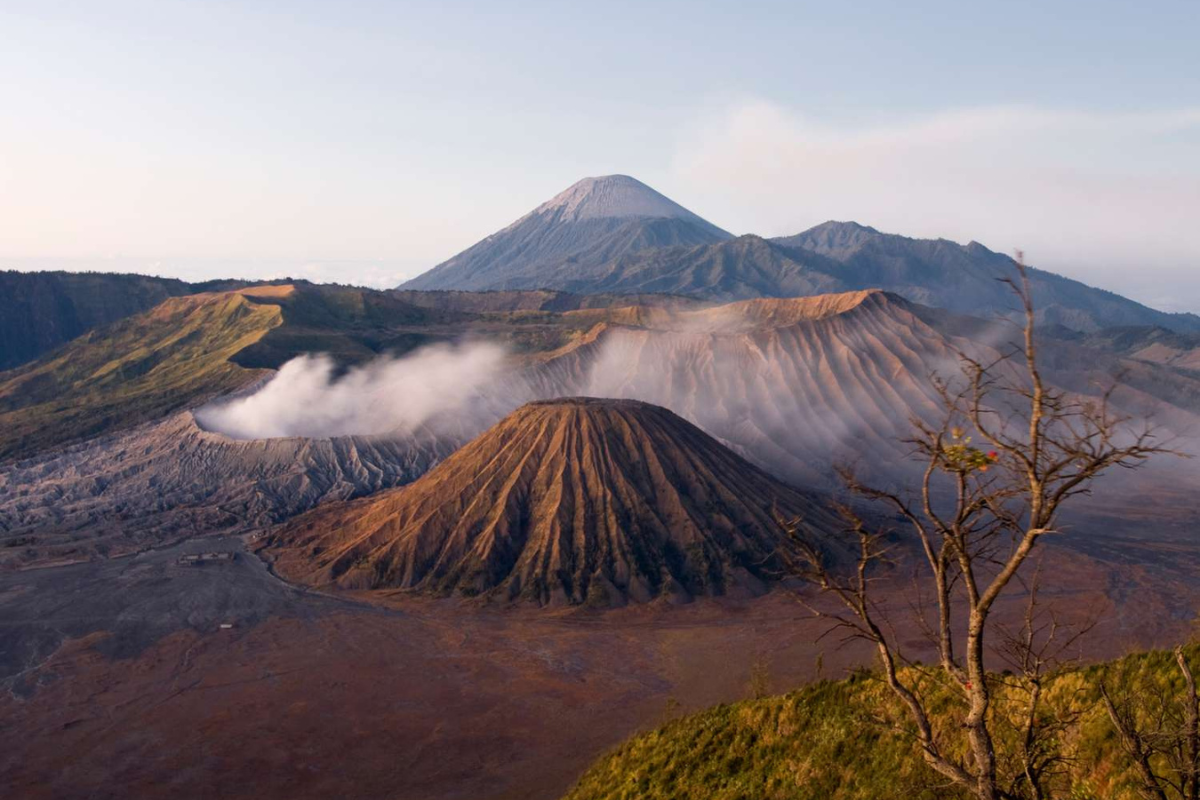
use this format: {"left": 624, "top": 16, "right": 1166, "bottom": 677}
{"left": 774, "top": 221, "right": 1200, "bottom": 332}
{"left": 268, "top": 398, "right": 839, "bottom": 606}
{"left": 537, "top": 234, "right": 847, "bottom": 301}
{"left": 0, "top": 271, "right": 278, "bottom": 370}
{"left": 0, "top": 271, "right": 194, "bottom": 370}
{"left": 390, "top": 288, "right": 708, "bottom": 314}
{"left": 1070, "top": 325, "right": 1200, "bottom": 371}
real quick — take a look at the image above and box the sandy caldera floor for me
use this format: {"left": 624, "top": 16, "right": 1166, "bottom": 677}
{"left": 1, "top": 535, "right": 1195, "bottom": 800}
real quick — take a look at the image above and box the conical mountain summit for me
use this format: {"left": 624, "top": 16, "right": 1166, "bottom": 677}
{"left": 399, "top": 175, "right": 731, "bottom": 292}
{"left": 267, "top": 397, "right": 836, "bottom": 606}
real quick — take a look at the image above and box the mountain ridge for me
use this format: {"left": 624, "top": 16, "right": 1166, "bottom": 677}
{"left": 772, "top": 221, "right": 1200, "bottom": 332}
{"left": 398, "top": 177, "right": 1198, "bottom": 332}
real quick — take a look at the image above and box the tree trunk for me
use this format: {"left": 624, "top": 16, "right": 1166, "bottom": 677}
{"left": 965, "top": 611, "right": 999, "bottom": 800}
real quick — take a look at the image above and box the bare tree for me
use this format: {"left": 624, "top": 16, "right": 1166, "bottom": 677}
{"left": 787, "top": 253, "right": 1173, "bottom": 800}
{"left": 991, "top": 567, "right": 1095, "bottom": 800}
{"left": 1101, "top": 646, "right": 1200, "bottom": 800}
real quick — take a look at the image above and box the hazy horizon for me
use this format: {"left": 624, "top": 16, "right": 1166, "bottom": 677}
{"left": 3, "top": 1, "right": 1197, "bottom": 312}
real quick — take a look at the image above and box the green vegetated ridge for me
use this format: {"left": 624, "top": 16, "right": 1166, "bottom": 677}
{"left": 0, "top": 291, "right": 282, "bottom": 461}
{"left": 0, "top": 270, "right": 273, "bottom": 371}
{"left": 563, "top": 646, "right": 1197, "bottom": 800}
{"left": 0, "top": 282, "right": 635, "bottom": 462}
{"left": 171, "top": 281, "right": 606, "bottom": 372}
{"left": 0, "top": 283, "right": 444, "bottom": 461}
{"left": 0, "top": 270, "right": 193, "bottom": 371}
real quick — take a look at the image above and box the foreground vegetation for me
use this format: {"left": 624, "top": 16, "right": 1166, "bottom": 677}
{"left": 564, "top": 646, "right": 1199, "bottom": 800}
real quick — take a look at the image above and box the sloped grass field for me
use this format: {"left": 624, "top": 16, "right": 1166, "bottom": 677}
{"left": 0, "top": 290, "right": 282, "bottom": 460}
{"left": 563, "top": 647, "right": 1200, "bottom": 800}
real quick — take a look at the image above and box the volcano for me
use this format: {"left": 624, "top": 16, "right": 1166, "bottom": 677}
{"left": 399, "top": 179, "right": 1200, "bottom": 332}
{"left": 399, "top": 175, "right": 731, "bottom": 292}
{"left": 267, "top": 397, "right": 834, "bottom": 606}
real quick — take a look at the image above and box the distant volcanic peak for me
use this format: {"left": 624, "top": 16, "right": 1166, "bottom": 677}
{"left": 774, "top": 220, "right": 884, "bottom": 257}
{"left": 814, "top": 220, "right": 881, "bottom": 235}
{"left": 802, "top": 220, "right": 883, "bottom": 240}
{"left": 531, "top": 174, "right": 730, "bottom": 233}
{"left": 782, "top": 221, "right": 992, "bottom": 261}
{"left": 271, "top": 397, "right": 828, "bottom": 607}
{"left": 397, "top": 175, "right": 730, "bottom": 292}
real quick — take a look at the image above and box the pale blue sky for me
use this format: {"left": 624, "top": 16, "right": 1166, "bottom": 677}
{"left": 2, "top": 1, "right": 1198, "bottom": 309}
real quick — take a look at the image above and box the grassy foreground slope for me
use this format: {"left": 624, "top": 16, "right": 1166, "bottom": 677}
{"left": 564, "top": 647, "right": 1197, "bottom": 800}
{"left": 0, "top": 288, "right": 284, "bottom": 461}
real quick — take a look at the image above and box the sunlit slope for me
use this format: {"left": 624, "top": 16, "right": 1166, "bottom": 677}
{"left": 563, "top": 647, "right": 1193, "bottom": 800}
{"left": 225, "top": 282, "right": 462, "bottom": 369}
{"left": 0, "top": 283, "right": 476, "bottom": 462}
{"left": 0, "top": 289, "right": 284, "bottom": 461}
{"left": 268, "top": 398, "right": 839, "bottom": 606}
{"left": 0, "top": 270, "right": 197, "bottom": 370}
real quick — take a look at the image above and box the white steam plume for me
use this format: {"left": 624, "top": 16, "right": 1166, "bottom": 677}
{"left": 196, "top": 341, "right": 512, "bottom": 440}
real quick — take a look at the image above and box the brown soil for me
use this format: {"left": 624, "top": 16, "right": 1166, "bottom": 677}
{"left": 268, "top": 398, "right": 841, "bottom": 605}
{"left": 1, "top": 542, "right": 1192, "bottom": 800}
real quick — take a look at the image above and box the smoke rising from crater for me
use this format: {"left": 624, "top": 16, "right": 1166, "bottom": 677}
{"left": 196, "top": 342, "right": 512, "bottom": 440}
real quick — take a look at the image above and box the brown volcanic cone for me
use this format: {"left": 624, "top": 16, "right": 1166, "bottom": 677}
{"left": 268, "top": 398, "right": 834, "bottom": 606}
